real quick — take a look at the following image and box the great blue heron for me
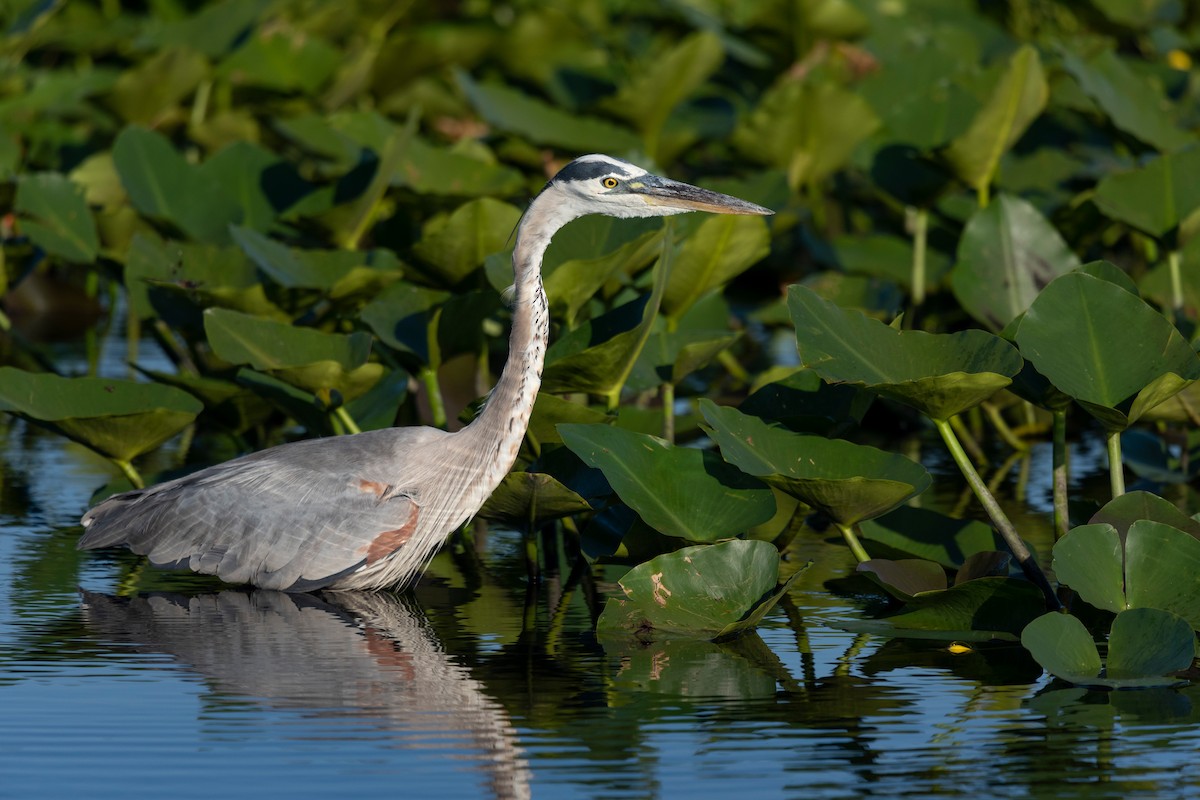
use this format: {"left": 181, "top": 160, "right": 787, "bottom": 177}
{"left": 78, "top": 154, "right": 773, "bottom": 591}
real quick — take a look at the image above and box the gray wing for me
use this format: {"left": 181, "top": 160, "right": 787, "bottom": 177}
{"left": 78, "top": 427, "right": 449, "bottom": 591}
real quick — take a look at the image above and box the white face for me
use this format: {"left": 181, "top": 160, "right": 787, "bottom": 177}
{"left": 551, "top": 155, "right": 689, "bottom": 219}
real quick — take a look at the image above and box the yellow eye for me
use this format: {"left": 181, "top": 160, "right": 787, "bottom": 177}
{"left": 602, "top": 177, "right": 619, "bottom": 189}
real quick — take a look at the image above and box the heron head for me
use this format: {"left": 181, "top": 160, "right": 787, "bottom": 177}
{"left": 547, "top": 154, "right": 773, "bottom": 219}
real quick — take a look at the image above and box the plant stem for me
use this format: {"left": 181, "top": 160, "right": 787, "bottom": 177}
{"left": 1168, "top": 249, "right": 1184, "bottom": 311}
{"left": 661, "top": 382, "right": 675, "bottom": 443}
{"left": 910, "top": 207, "right": 928, "bottom": 308}
{"left": 949, "top": 415, "right": 986, "bottom": 466}
{"left": 334, "top": 405, "right": 362, "bottom": 435}
{"left": 1106, "top": 429, "right": 1125, "bottom": 498}
{"left": 835, "top": 521, "right": 871, "bottom": 564}
{"left": 981, "top": 401, "right": 1029, "bottom": 452}
{"left": 934, "top": 418, "right": 1061, "bottom": 610}
{"left": 113, "top": 459, "right": 145, "bottom": 489}
{"left": 1052, "top": 410, "right": 1069, "bottom": 541}
{"left": 419, "top": 365, "right": 447, "bottom": 429}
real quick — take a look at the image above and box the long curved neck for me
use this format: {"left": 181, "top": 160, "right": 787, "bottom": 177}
{"left": 461, "top": 190, "right": 577, "bottom": 477}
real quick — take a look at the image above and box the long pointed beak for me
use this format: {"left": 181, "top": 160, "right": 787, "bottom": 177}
{"left": 632, "top": 175, "right": 773, "bottom": 216}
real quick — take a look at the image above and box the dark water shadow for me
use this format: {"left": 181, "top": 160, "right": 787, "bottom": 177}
{"left": 80, "top": 589, "right": 530, "bottom": 800}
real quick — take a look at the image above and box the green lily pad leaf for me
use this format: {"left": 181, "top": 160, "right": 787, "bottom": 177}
{"left": 107, "top": 46, "right": 209, "bottom": 126}
{"left": 137, "top": 367, "right": 271, "bottom": 435}
{"left": 396, "top": 137, "right": 524, "bottom": 197}
{"left": 858, "top": 558, "right": 948, "bottom": 601}
{"left": 954, "top": 550, "right": 1013, "bottom": 584}
{"left": 879, "top": 576, "right": 1046, "bottom": 635}
{"left": 1125, "top": 520, "right": 1200, "bottom": 630}
{"left": 15, "top": 173, "right": 100, "bottom": 262}
{"left": 216, "top": 30, "right": 340, "bottom": 93}
{"left": 0, "top": 368, "right": 202, "bottom": 462}
{"left": 1053, "top": 523, "right": 1125, "bottom": 614}
{"left": 944, "top": 45, "right": 1047, "bottom": 198}
{"left": 231, "top": 226, "right": 402, "bottom": 291}
{"left": 558, "top": 424, "right": 775, "bottom": 541}
{"left": 359, "top": 282, "right": 451, "bottom": 366}
{"left": 859, "top": 505, "right": 1008, "bottom": 569}
{"left": 524, "top": 394, "right": 611, "bottom": 452}
{"left": 735, "top": 79, "right": 880, "bottom": 189}
{"left": 112, "top": 125, "right": 240, "bottom": 243}
{"left": 1062, "top": 48, "right": 1194, "bottom": 153}
{"left": 198, "top": 142, "right": 316, "bottom": 231}
{"left": 478, "top": 471, "right": 592, "bottom": 527}
{"left": 596, "top": 540, "right": 798, "bottom": 640}
{"left": 542, "top": 229, "right": 663, "bottom": 327}
{"left": 1107, "top": 607, "right": 1196, "bottom": 680}
{"left": 1077, "top": 259, "right": 1140, "bottom": 294}
{"left": 412, "top": 197, "right": 522, "bottom": 287}
{"left": 458, "top": 72, "right": 640, "bottom": 152}
{"left": 204, "top": 307, "right": 370, "bottom": 371}
{"left": 740, "top": 368, "right": 872, "bottom": 436}
{"left": 700, "top": 400, "right": 930, "bottom": 526}
{"left": 1094, "top": 147, "right": 1200, "bottom": 239}
{"left": 1089, "top": 490, "right": 1200, "bottom": 542}
{"left": 788, "top": 284, "right": 1022, "bottom": 420}
{"left": 833, "top": 620, "right": 1017, "bottom": 644}
{"left": 234, "top": 368, "right": 330, "bottom": 434}
{"left": 1021, "top": 612, "right": 1103, "bottom": 683}
{"left": 629, "top": 329, "right": 738, "bottom": 390}
{"left": 662, "top": 213, "right": 770, "bottom": 323}
{"left": 1014, "top": 271, "right": 1200, "bottom": 431}
{"left": 603, "top": 31, "right": 724, "bottom": 157}
{"left": 952, "top": 193, "right": 1080, "bottom": 330}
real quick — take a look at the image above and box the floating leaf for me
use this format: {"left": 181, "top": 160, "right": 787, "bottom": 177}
{"left": 1052, "top": 523, "right": 1125, "bottom": 614}
{"left": 943, "top": 45, "right": 1047, "bottom": 198}
{"left": 788, "top": 284, "right": 1022, "bottom": 420}
{"left": 1088, "top": 490, "right": 1200, "bottom": 541}
{"left": 1021, "top": 612, "right": 1103, "bottom": 683}
{"left": 879, "top": 577, "right": 1045, "bottom": 635}
{"left": 15, "top": 172, "right": 99, "bottom": 262}
{"left": 1125, "top": 520, "right": 1200, "bottom": 630}
{"left": 952, "top": 193, "right": 1080, "bottom": 330}
{"left": 1014, "top": 271, "right": 1200, "bottom": 431}
{"left": 858, "top": 559, "right": 948, "bottom": 601}
{"left": 0, "top": 368, "right": 202, "bottom": 462}
{"left": 859, "top": 506, "right": 1008, "bottom": 569}
{"left": 1107, "top": 607, "right": 1196, "bottom": 680}
{"left": 700, "top": 400, "right": 929, "bottom": 526}
{"left": 559, "top": 423, "right": 775, "bottom": 541}
{"left": 596, "top": 540, "right": 798, "bottom": 639}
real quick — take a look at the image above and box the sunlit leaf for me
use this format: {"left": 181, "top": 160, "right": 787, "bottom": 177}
{"left": 559, "top": 423, "right": 775, "bottom": 541}
{"left": 412, "top": 197, "right": 522, "bottom": 287}
{"left": 662, "top": 214, "right": 769, "bottom": 322}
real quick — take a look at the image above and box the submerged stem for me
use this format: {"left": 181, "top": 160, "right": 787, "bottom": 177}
{"left": 1106, "top": 429, "right": 1125, "bottom": 498}
{"left": 1052, "top": 410, "right": 1069, "bottom": 541}
{"left": 934, "top": 418, "right": 1061, "bottom": 610}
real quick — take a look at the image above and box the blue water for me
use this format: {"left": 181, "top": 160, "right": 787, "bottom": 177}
{"left": 3, "top": 326, "right": 1200, "bottom": 798}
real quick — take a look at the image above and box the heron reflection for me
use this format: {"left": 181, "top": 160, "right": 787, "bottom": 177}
{"left": 80, "top": 589, "right": 530, "bottom": 800}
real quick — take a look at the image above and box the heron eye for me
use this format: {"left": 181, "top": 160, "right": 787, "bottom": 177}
{"left": 601, "top": 177, "right": 619, "bottom": 189}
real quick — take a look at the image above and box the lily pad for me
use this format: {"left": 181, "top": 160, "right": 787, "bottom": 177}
{"left": 1022, "top": 609, "right": 1192, "bottom": 689}
{"left": 661, "top": 213, "right": 770, "bottom": 323}
{"left": 700, "top": 400, "right": 930, "bottom": 526}
{"left": 15, "top": 172, "right": 100, "bottom": 262}
{"left": 788, "top": 284, "right": 1022, "bottom": 421}
{"left": 0, "top": 368, "right": 202, "bottom": 462}
{"left": 858, "top": 558, "right": 948, "bottom": 600}
{"left": 1014, "top": 270, "right": 1200, "bottom": 431}
{"left": 952, "top": 193, "right": 1080, "bottom": 331}
{"left": 877, "top": 576, "right": 1046, "bottom": 635}
{"left": 859, "top": 506, "right": 1008, "bottom": 569}
{"left": 1089, "top": 490, "right": 1200, "bottom": 542}
{"left": 596, "top": 540, "right": 801, "bottom": 640}
{"left": 478, "top": 472, "right": 592, "bottom": 527}
{"left": 943, "top": 44, "right": 1047, "bottom": 199}
{"left": 412, "top": 197, "right": 522, "bottom": 287}
{"left": 1094, "top": 147, "right": 1200, "bottom": 239}
{"left": 558, "top": 423, "right": 775, "bottom": 541}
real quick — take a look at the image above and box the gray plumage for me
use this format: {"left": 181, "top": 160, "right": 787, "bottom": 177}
{"left": 78, "top": 154, "right": 773, "bottom": 591}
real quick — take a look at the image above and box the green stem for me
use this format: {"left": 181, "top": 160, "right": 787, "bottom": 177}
{"left": 1052, "top": 409, "right": 1069, "bottom": 541}
{"left": 835, "top": 521, "right": 870, "bottom": 564}
{"left": 910, "top": 207, "right": 928, "bottom": 308}
{"left": 1168, "top": 249, "right": 1184, "bottom": 311}
{"left": 934, "top": 418, "right": 1061, "bottom": 610}
{"left": 419, "top": 365, "right": 447, "bottom": 429}
{"left": 112, "top": 458, "right": 145, "bottom": 489}
{"left": 334, "top": 405, "right": 362, "bottom": 435}
{"left": 949, "top": 415, "right": 986, "bottom": 466}
{"left": 1106, "top": 429, "right": 1125, "bottom": 498}
{"left": 981, "top": 401, "right": 1028, "bottom": 452}
{"left": 661, "top": 382, "right": 675, "bottom": 444}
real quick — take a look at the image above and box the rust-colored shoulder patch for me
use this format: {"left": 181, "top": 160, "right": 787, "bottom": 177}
{"left": 363, "top": 508, "right": 419, "bottom": 564}
{"left": 356, "top": 479, "right": 392, "bottom": 498}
